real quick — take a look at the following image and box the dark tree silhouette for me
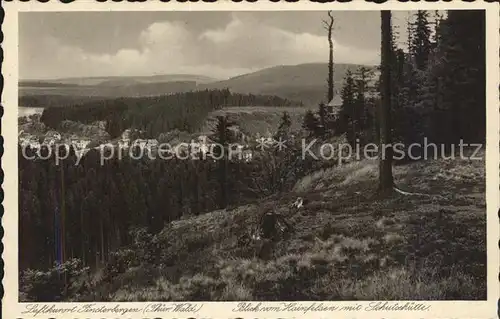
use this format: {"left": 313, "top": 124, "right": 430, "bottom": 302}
{"left": 337, "top": 70, "right": 356, "bottom": 142}
{"left": 276, "top": 111, "right": 292, "bottom": 140}
{"left": 323, "top": 11, "right": 335, "bottom": 103}
{"left": 211, "top": 115, "right": 236, "bottom": 208}
{"left": 317, "top": 102, "right": 328, "bottom": 135}
{"left": 302, "top": 110, "right": 320, "bottom": 137}
{"left": 378, "top": 10, "right": 394, "bottom": 193}
{"left": 411, "top": 10, "right": 432, "bottom": 70}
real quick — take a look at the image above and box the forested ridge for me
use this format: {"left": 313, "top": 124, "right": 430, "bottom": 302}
{"left": 39, "top": 89, "right": 303, "bottom": 138}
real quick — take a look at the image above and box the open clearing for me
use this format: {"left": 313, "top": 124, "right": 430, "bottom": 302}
{"left": 200, "top": 106, "right": 309, "bottom": 136}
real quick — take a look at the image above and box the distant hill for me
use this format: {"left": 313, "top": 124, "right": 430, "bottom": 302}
{"left": 19, "top": 81, "right": 82, "bottom": 88}
{"left": 19, "top": 74, "right": 219, "bottom": 100}
{"left": 19, "top": 81, "right": 199, "bottom": 99}
{"left": 201, "top": 63, "right": 375, "bottom": 106}
{"left": 20, "top": 74, "right": 218, "bottom": 87}
{"left": 19, "top": 64, "right": 376, "bottom": 106}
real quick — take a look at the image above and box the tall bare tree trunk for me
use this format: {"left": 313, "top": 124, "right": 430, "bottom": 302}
{"left": 379, "top": 10, "right": 394, "bottom": 193}
{"left": 324, "top": 11, "right": 334, "bottom": 102}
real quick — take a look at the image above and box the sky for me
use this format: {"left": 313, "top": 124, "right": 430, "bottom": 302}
{"left": 19, "top": 11, "right": 418, "bottom": 80}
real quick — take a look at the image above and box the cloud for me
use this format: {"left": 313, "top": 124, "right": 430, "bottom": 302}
{"left": 20, "top": 14, "right": 379, "bottom": 80}
{"left": 198, "top": 13, "right": 378, "bottom": 68}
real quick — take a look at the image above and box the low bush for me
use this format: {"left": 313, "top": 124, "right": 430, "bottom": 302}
{"left": 20, "top": 258, "right": 90, "bottom": 302}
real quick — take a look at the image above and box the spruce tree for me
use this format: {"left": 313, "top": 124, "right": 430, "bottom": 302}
{"left": 338, "top": 70, "right": 356, "bottom": 143}
{"left": 210, "top": 115, "right": 236, "bottom": 208}
{"left": 435, "top": 10, "right": 485, "bottom": 144}
{"left": 276, "top": 111, "right": 292, "bottom": 140}
{"left": 317, "top": 103, "right": 328, "bottom": 135}
{"left": 411, "top": 10, "right": 432, "bottom": 70}
{"left": 354, "top": 66, "right": 372, "bottom": 133}
{"left": 302, "top": 110, "right": 320, "bottom": 137}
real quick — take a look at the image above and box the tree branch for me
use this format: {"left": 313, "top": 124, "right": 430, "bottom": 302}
{"left": 323, "top": 11, "right": 334, "bottom": 31}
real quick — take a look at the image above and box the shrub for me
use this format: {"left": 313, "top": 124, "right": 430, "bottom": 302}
{"left": 20, "top": 258, "right": 90, "bottom": 302}
{"left": 102, "top": 249, "right": 139, "bottom": 283}
{"left": 101, "top": 227, "right": 163, "bottom": 286}
{"left": 177, "top": 274, "right": 225, "bottom": 300}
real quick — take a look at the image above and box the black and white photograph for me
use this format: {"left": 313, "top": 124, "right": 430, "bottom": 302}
{"left": 4, "top": 2, "right": 497, "bottom": 315}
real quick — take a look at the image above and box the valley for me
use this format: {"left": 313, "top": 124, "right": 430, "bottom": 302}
{"left": 19, "top": 63, "right": 367, "bottom": 107}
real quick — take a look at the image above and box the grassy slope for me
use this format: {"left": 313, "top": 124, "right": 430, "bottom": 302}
{"left": 202, "top": 63, "right": 371, "bottom": 106}
{"left": 96, "top": 153, "right": 485, "bottom": 301}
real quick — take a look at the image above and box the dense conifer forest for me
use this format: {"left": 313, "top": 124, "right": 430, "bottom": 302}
{"left": 38, "top": 89, "right": 303, "bottom": 138}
